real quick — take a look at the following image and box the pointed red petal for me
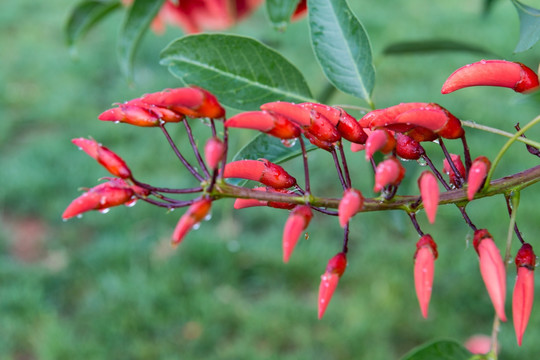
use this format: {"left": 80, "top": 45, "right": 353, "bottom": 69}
{"left": 513, "top": 243, "right": 536, "bottom": 346}
{"left": 365, "top": 129, "right": 395, "bottom": 160}
{"left": 225, "top": 111, "right": 276, "bottom": 132}
{"left": 442, "top": 60, "right": 540, "bottom": 94}
{"left": 443, "top": 154, "right": 466, "bottom": 187}
{"left": 171, "top": 199, "right": 212, "bottom": 246}
{"left": 260, "top": 101, "right": 311, "bottom": 126}
{"left": 318, "top": 273, "right": 340, "bottom": 319}
{"left": 474, "top": 231, "right": 507, "bottom": 322}
{"left": 282, "top": 205, "right": 312, "bottom": 263}
{"left": 338, "top": 189, "right": 364, "bottom": 227}
{"left": 204, "top": 137, "right": 225, "bottom": 169}
{"left": 414, "top": 246, "right": 435, "bottom": 318}
{"left": 418, "top": 171, "right": 439, "bottom": 224}
{"left": 374, "top": 157, "right": 405, "bottom": 192}
{"left": 467, "top": 156, "right": 491, "bottom": 200}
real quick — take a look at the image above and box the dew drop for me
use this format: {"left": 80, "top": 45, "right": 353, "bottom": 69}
{"left": 507, "top": 257, "right": 514, "bottom": 264}
{"left": 114, "top": 121, "right": 120, "bottom": 124}
{"left": 159, "top": 119, "right": 166, "bottom": 125}
{"left": 193, "top": 223, "right": 201, "bottom": 230}
{"left": 204, "top": 213, "right": 212, "bottom": 221}
{"left": 416, "top": 158, "right": 427, "bottom": 167}
{"left": 77, "top": 147, "right": 83, "bottom": 151}
{"left": 99, "top": 208, "right": 110, "bottom": 214}
{"left": 77, "top": 214, "right": 83, "bottom": 219}
{"left": 125, "top": 198, "right": 137, "bottom": 207}
{"left": 281, "top": 138, "right": 297, "bottom": 148}
{"left": 100, "top": 196, "right": 107, "bottom": 205}
{"left": 62, "top": 218, "right": 68, "bottom": 223}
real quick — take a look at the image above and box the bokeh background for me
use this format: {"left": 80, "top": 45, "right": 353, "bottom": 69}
{"left": 2, "top": 0, "right": 540, "bottom": 359}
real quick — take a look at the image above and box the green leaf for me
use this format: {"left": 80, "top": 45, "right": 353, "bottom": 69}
{"left": 228, "top": 134, "right": 315, "bottom": 185}
{"left": 265, "top": 0, "right": 301, "bottom": 31}
{"left": 512, "top": 0, "right": 540, "bottom": 52}
{"left": 400, "top": 339, "right": 472, "bottom": 360}
{"left": 65, "top": 0, "right": 121, "bottom": 48}
{"left": 383, "top": 39, "right": 497, "bottom": 57}
{"left": 307, "top": 0, "right": 375, "bottom": 105}
{"left": 160, "top": 34, "right": 314, "bottom": 110}
{"left": 118, "top": 0, "right": 166, "bottom": 78}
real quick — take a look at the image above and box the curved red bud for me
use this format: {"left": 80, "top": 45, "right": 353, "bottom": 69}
{"left": 318, "top": 252, "right": 347, "bottom": 319}
{"left": 261, "top": 101, "right": 311, "bottom": 126}
{"left": 282, "top": 205, "right": 312, "bottom": 263}
{"left": 513, "top": 243, "right": 536, "bottom": 346}
{"left": 233, "top": 198, "right": 267, "bottom": 209}
{"left": 418, "top": 171, "right": 439, "bottom": 224}
{"left": 72, "top": 138, "right": 132, "bottom": 179}
{"left": 443, "top": 154, "right": 466, "bottom": 187}
{"left": 467, "top": 156, "right": 491, "bottom": 200}
{"left": 373, "top": 157, "right": 406, "bottom": 192}
{"left": 204, "top": 137, "right": 226, "bottom": 169}
{"left": 172, "top": 198, "right": 212, "bottom": 246}
{"left": 473, "top": 229, "right": 507, "bottom": 322}
{"left": 99, "top": 104, "right": 161, "bottom": 127}
{"left": 141, "top": 86, "right": 225, "bottom": 119}
{"left": 223, "top": 159, "right": 296, "bottom": 189}
{"left": 338, "top": 189, "right": 364, "bottom": 227}
{"left": 442, "top": 60, "right": 540, "bottom": 94}
{"left": 365, "top": 129, "right": 396, "bottom": 160}
{"left": 396, "top": 133, "right": 425, "bottom": 160}
{"left": 225, "top": 111, "right": 300, "bottom": 139}
{"left": 414, "top": 234, "right": 438, "bottom": 318}
{"left": 62, "top": 179, "right": 134, "bottom": 220}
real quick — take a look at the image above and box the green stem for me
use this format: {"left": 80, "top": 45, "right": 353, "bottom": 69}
{"left": 461, "top": 120, "right": 540, "bottom": 149}
{"left": 484, "top": 115, "right": 540, "bottom": 187}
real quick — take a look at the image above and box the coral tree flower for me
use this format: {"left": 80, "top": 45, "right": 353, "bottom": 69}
{"left": 418, "top": 171, "right": 439, "bottom": 224}
{"left": 338, "top": 188, "right": 364, "bottom": 227}
{"left": 473, "top": 229, "right": 507, "bottom": 322}
{"left": 443, "top": 153, "right": 466, "bottom": 187}
{"left": 62, "top": 179, "right": 135, "bottom": 220}
{"left": 204, "top": 137, "right": 226, "bottom": 169}
{"left": 414, "top": 234, "right": 438, "bottom": 318}
{"left": 282, "top": 205, "right": 313, "bottom": 263}
{"left": 318, "top": 252, "right": 347, "bottom": 319}
{"left": 441, "top": 60, "right": 540, "bottom": 94}
{"left": 467, "top": 156, "right": 491, "bottom": 201}
{"left": 72, "top": 138, "right": 132, "bottom": 179}
{"left": 223, "top": 159, "right": 296, "bottom": 189}
{"left": 513, "top": 243, "right": 536, "bottom": 346}
{"left": 373, "top": 156, "right": 405, "bottom": 192}
{"left": 172, "top": 198, "right": 212, "bottom": 246}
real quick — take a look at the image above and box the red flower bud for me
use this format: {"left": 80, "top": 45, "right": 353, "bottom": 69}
{"left": 232, "top": 187, "right": 295, "bottom": 210}
{"left": 473, "top": 229, "right": 507, "bottom": 322}
{"left": 72, "top": 138, "right": 132, "bottom": 179}
{"left": 225, "top": 111, "right": 301, "bottom": 140}
{"left": 414, "top": 234, "right": 438, "bottom": 318}
{"left": 442, "top": 60, "right": 540, "bottom": 94}
{"left": 318, "top": 252, "right": 347, "bottom": 319}
{"left": 62, "top": 179, "right": 134, "bottom": 220}
{"left": 373, "top": 157, "right": 405, "bottom": 192}
{"left": 418, "top": 171, "right": 439, "bottom": 224}
{"left": 99, "top": 103, "right": 162, "bottom": 127}
{"left": 223, "top": 159, "right": 296, "bottom": 189}
{"left": 141, "top": 86, "right": 225, "bottom": 119}
{"left": 338, "top": 189, "right": 364, "bottom": 227}
{"left": 513, "top": 243, "right": 536, "bottom": 346}
{"left": 282, "top": 205, "right": 312, "bottom": 263}
{"left": 395, "top": 133, "right": 424, "bottom": 160}
{"left": 365, "top": 129, "right": 396, "bottom": 160}
{"left": 172, "top": 198, "right": 212, "bottom": 246}
{"left": 204, "top": 137, "right": 226, "bottom": 169}
{"left": 443, "top": 154, "right": 466, "bottom": 187}
{"left": 467, "top": 156, "right": 491, "bottom": 201}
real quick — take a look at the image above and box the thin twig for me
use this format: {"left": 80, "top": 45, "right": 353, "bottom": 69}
{"left": 183, "top": 120, "right": 210, "bottom": 178}
{"left": 160, "top": 124, "right": 204, "bottom": 182}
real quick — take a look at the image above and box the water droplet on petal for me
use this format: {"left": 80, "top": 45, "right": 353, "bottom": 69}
{"left": 159, "top": 119, "right": 166, "bottom": 125}
{"left": 114, "top": 121, "right": 120, "bottom": 124}
{"left": 125, "top": 198, "right": 137, "bottom": 207}
{"left": 193, "top": 223, "right": 201, "bottom": 230}
{"left": 204, "top": 213, "right": 212, "bottom": 221}
{"left": 507, "top": 257, "right": 514, "bottom": 264}
{"left": 77, "top": 214, "right": 83, "bottom": 219}
{"left": 432, "top": 139, "right": 440, "bottom": 144}
{"left": 99, "top": 208, "right": 110, "bottom": 214}
{"left": 416, "top": 158, "right": 427, "bottom": 167}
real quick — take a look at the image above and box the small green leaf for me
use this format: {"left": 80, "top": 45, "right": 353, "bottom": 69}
{"left": 160, "top": 34, "right": 314, "bottom": 110}
{"left": 65, "top": 0, "right": 121, "bottom": 48}
{"left": 400, "top": 339, "right": 472, "bottom": 360}
{"left": 228, "top": 134, "right": 315, "bottom": 185}
{"left": 383, "top": 39, "right": 497, "bottom": 57}
{"left": 512, "top": 0, "right": 540, "bottom": 52}
{"left": 308, "top": 0, "right": 375, "bottom": 104}
{"left": 118, "top": 0, "right": 166, "bottom": 78}
{"left": 265, "top": 0, "right": 301, "bottom": 31}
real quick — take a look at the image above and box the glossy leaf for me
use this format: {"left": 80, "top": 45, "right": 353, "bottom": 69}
{"left": 266, "top": 0, "right": 301, "bottom": 31}
{"left": 65, "top": 0, "right": 122, "bottom": 48}
{"left": 512, "top": 0, "right": 540, "bottom": 52}
{"left": 400, "top": 340, "right": 471, "bottom": 360}
{"left": 118, "top": 0, "right": 166, "bottom": 78}
{"left": 160, "top": 34, "right": 314, "bottom": 110}
{"left": 229, "top": 134, "right": 314, "bottom": 185}
{"left": 383, "top": 39, "right": 495, "bottom": 57}
{"left": 308, "top": 0, "right": 375, "bottom": 103}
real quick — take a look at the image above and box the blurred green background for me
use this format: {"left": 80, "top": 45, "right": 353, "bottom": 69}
{"left": 1, "top": 0, "right": 540, "bottom": 359}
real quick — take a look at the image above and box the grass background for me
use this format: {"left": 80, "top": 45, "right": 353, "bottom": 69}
{"left": 1, "top": 0, "right": 540, "bottom": 359}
